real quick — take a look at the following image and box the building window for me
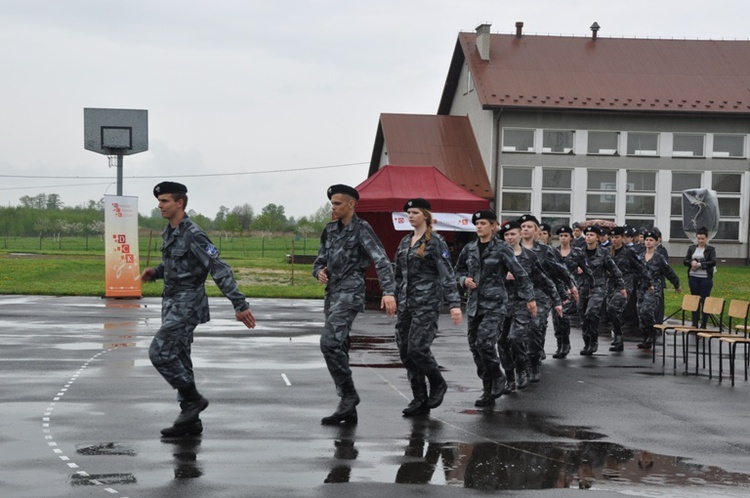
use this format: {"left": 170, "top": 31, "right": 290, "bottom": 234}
{"left": 586, "top": 170, "right": 617, "bottom": 216}
{"left": 541, "top": 169, "right": 572, "bottom": 222}
{"left": 502, "top": 129, "right": 534, "bottom": 152}
{"left": 712, "top": 172, "right": 742, "bottom": 241}
{"left": 587, "top": 131, "right": 619, "bottom": 155}
{"left": 466, "top": 69, "right": 474, "bottom": 94}
{"left": 670, "top": 172, "right": 703, "bottom": 240}
{"left": 625, "top": 171, "right": 655, "bottom": 226}
{"left": 713, "top": 134, "right": 745, "bottom": 158}
{"left": 626, "top": 132, "right": 659, "bottom": 156}
{"left": 542, "top": 168, "right": 572, "bottom": 189}
{"left": 673, "top": 133, "right": 705, "bottom": 157}
{"left": 542, "top": 130, "right": 574, "bottom": 154}
{"left": 500, "top": 167, "right": 532, "bottom": 213}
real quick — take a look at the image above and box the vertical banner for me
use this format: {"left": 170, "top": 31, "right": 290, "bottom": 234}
{"left": 104, "top": 195, "right": 142, "bottom": 298}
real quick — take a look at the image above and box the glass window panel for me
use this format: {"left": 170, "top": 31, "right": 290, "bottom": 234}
{"left": 588, "top": 131, "right": 619, "bottom": 155}
{"left": 502, "top": 167, "right": 532, "bottom": 188}
{"left": 542, "top": 169, "right": 572, "bottom": 189}
{"left": 542, "top": 130, "right": 574, "bottom": 153}
{"left": 542, "top": 193, "right": 571, "bottom": 212}
{"left": 673, "top": 133, "right": 705, "bottom": 157}
{"left": 672, "top": 172, "right": 702, "bottom": 192}
{"left": 712, "top": 173, "right": 741, "bottom": 193}
{"left": 713, "top": 134, "right": 745, "bottom": 158}
{"left": 502, "top": 129, "right": 534, "bottom": 152}
{"left": 627, "top": 132, "right": 659, "bottom": 156}
{"left": 587, "top": 194, "right": 616, "bottom": 215}
{"left": 671, "top": 196, "right": 682, "bottom": 216}
{"left": 501, "top": 193, "right": 531, "bottom": 212}
{"left": 718, "top": 197, "right": 741, "bottom": 217}
{"left": 587, "top": 170, "right": 617, "bottom": 190}
{"left": 627, "top": 171, "right": 656, "bottom": 192}
{"left": 625, "top": 218, "right": 654, "bottom": 230}
{"left": 714, "top": 221, "right": 739, "bottom": 240}
{"left": 670, "top": 220, "right": 688, "bottom": 239}
{"left": 626, "top": 195, "right": 655, "bottom": 215}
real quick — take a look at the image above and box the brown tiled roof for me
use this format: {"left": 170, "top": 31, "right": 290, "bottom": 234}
{"left": 442, "top": 32, "right": 750, "bottom": 114}
{"left": 369, "top": 113, "right": 493, "bottom": 199}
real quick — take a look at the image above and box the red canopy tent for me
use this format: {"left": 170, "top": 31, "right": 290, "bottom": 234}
{"left": 354, "top": 165, "right": 491, "bottom": 299}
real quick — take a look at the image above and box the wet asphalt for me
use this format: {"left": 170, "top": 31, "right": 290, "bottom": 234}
{"left": 1, "top": 295, "right": 750, "bottom": 498}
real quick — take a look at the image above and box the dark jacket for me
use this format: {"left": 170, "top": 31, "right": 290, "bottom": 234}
{"left": 683, "top": 244, "right": 717, "bottom": 280}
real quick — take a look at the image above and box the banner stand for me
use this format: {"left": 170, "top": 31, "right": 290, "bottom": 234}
{"left": 104, "top": 195, "right": 142, "bottom": 298}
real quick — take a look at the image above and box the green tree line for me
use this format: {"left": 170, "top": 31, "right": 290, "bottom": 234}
{"left": 0, "top": 193, "right": 331, "bottom": 238}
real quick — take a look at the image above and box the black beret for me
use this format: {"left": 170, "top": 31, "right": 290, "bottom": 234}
{"left": 327, "top": 184, "right": 359, "bottom": 200}
{"left": 609, "top": 226, "right": 625, "bottom": 236}
{"left": 556, "top": 226, "right": 573, "bottom": 235}
{"left": 583, "top": 225, "right": 600, "bottom": 235}
{"left": 403, "top": 198, "right": 431, "bottom": 211}
{"left": 539, "top": 223, "right": 551, "bottom": 232}
{"left": 598, "top": 226, "right": 610, "bottom": 236}
{"left": 572, "top": 222, "right": 583, "bottom": 229}
{"left": 626, "top": 226, "right": 638, "bottom": 237}
{"left": 472, "top": 210, "right": 497, "bottom": 224}
{"left": 153, "top": 181, "right": 187, "bottom": 198}
{"left": 652, "top": 227, "right": 662, "bottom": 238}
{"left": 498, "top": 220, "right": 521, "bottom": 237}
{"left": 643, "top": 231, "right": 658, "bottom": 240}
{"left": 518, "top": 214, "right": 540, "bottom": 226}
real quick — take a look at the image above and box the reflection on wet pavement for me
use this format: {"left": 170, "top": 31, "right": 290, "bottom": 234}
{"left": 162, "top": 436, "right": 203, "bottom": 479}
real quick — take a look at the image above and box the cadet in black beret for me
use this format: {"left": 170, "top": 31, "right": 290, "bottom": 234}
{"left": 327, "top": 184, "right": 359, "bottom": 201}
{"left": 497, "top": 220, "right": 520, "bottom": 237}
{"left": 643, "top": 230, "right": 658, "bottom": 241}
{"left": 556, "top": 226, "right": 573, "bottom": 235}
{"left": 572, "top": 221, "right": 582, "bottom": 229}
{"left": 404, "top": 198, "right": 431, "bottom": 212}
{"left": 609, "top": 226, "right": 625, "bottom": 236}
{"left": 518, "top": 214, "right": 540, "bottom": 226}
{"left": 583, "top": 225, "right": 599, "bottom": 235}
{"left": 538, "top": 222, "right": 552, "bottom": 244}
{"left": 472, "top": 210, "right": 497, "bottom": 225}
{"left": 153, "top": 181, "right": 188, "bottom": 198}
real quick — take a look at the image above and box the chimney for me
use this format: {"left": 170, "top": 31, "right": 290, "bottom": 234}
{"left": 476, "top": 23, "right": 491, "bottom": 61}
{"left": 515, "top": 21, "right": 524, "bottom": 38}
{"left": 590, "top": 22, "right": 600, "bottom": 41}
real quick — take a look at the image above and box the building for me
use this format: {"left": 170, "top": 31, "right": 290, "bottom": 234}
{"left": 371, "top": 22, "right": 750, "bottom": 263}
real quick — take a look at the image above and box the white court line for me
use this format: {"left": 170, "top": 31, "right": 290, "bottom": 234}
{"left": 281, "top": 373, "right": 291, "bottom": 386}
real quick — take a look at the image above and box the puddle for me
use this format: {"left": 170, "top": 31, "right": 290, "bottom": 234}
{"left": 76, "top": 442, "right": 136, "bottom": 456}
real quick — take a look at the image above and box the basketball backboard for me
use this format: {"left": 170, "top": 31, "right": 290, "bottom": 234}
{"left": 84, "top": 108, "right": 148, "bottom": 156}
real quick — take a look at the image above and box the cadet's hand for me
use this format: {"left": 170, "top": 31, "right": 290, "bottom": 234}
{"left": 675, "top": 287, "right": 682, "bottom": 293}
{"left": 140, "top": 268, "right": 155, "bottom": 283}
{"left": 236, "top": 308, "right": 256, "bottom": 329}
{"left": 317, "top": 267, "right": 328, "bottom": 284}
{"left": 648, "top": 285, "right": 655, "bottom": 294}
{"left": 620, "top": 289, "right": 628, "bottom": 299}
{"left": 570, "top": 286, "right": 579, "bottom": 303}
{"left": 554, "top": 305, "right": 563, "bottom": 317}
{"left": 381, "top": 295, "right": 396, "bottom": 317}
{"left": 577, "top": 267, "right": 583, "bottom": 275}
{"left": 527, "top": 300, "right": 538, "bottom": 318}
{"left": 505, "top": 272, "right": 515, "bottom": 281}
{"left": 450, "top": 307, "right": 462, "bottom": 325}
{"left": 464, "top": 277, "right": 477, "bottom": 289}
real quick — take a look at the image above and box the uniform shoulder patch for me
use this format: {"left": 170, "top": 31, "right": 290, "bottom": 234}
{"left": 205, "top": 244, "right": 219, "bottom": 257}
{"left": 441, "top": 249, "right": 451, "bottom": 260}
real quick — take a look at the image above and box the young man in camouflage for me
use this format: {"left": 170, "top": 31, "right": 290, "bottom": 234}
{"left": 141, "top": 181, "right": 256, "bottom": 438}
{"left": 455, "top": 211, "right": 536, "bottom": 407}
{"left": 313, "top": 184, "right": 396, "bottom": 425}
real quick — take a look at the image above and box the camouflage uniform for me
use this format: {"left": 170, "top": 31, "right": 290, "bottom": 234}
{"left": 313, "top": 213, "right": 396, "bottom": 391}
{"left": 637, "top": 253, "right": 680, "bottom": 345}
{"left": 580, "top": 246, "right": 625, "bottom": 354}
{"left": 455, "top": 237, "right": 534, "bottom": 391}
{"left": 394, "top": 232, "right": 460, "bottom": 407}
{"left": 552, "top": 245, "right": 592, "bottom": 356}
{"left": 606, "top": 245, "right": 652, "bottom": 349}
{"left": 149, "top": 216, "right": 250, "bottom": 392}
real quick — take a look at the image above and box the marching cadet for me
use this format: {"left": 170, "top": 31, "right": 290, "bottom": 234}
{"left": 518, "top": 215, "right": 575, "bottom": 381}
{"left": 538, "top": 223, "right": 552, "bottom": 245}
{"left": 455, "top": 211, "right": 536, "bottom": 406}
{"left": 599, "top": 226, "right": 612, "bottom": 248}
{"left": 572, "top": 222, "right": 586, "bottom": 249}
{"left": 141, "top": 181, "right": 257, "bottom": 438}
{"left": 606, "top": 227, "right": 653, "bottom": 351}
{"left": 552, "top": 226, "right": 592, "bottom": 358}
{"left": 500, "top": 221, "right": 558, "bottom": 388}
{"left": 636, "top": 231, "right": 682, "bottom": 349}
{"left": 394, "top": 198, "right": 462, "bottom": 417}
{"left": 313, "top": 184, "right": 397, "bottom": 425}
{"left": 579, "top": 226, "right": 627, "bottom": 355}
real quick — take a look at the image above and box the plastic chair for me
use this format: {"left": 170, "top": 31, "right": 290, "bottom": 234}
{"left": 652, "top": 294, "right": 701, "bottom": 366}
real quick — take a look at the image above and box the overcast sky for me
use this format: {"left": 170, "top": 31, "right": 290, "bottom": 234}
{"left": 2, "top": 0, "right": 749, "bottom": 220}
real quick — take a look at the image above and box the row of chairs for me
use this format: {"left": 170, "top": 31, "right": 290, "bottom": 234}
{"left": 653, "top": 295, "right": 750, "bottom": 386}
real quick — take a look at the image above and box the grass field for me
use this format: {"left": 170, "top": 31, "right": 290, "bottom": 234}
{"left": 1, "top": 235, "right": 748, "bottom": 312}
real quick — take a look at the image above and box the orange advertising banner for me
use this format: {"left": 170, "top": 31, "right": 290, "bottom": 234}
{"left": 104, "top": 195, "right": 142, "bottom": 298}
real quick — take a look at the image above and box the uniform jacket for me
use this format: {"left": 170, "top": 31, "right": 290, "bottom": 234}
{"left": 153, "top": 215, "right": 249, "bottom": 324}
{"left": 512, "top": 247, "right": 561, "bottom": 308}
{"left": 609, "top": 245, "right": 653, "bottom": 292}
{"left": 642, "top": 252, "right": 681, "bottom": 293}
{"left": 455, "top": 237, "right": 534, "bottom": 317}
{"left": 526, "top": 241, "right": 575, "bottom": 301}
{"left": 394, "top": 231, "right": 461, "bottom": 312}
{"left": 556, "top": 245, "right": 593, "bottom": 294}
{"left": 583, "top": 246, "right": 625, "bottom": 295}
{"left": 313, "top": 214, "right": 396, "bottom": 312}
{"left": 683, "top": 244, "right": 717, "bottom": 280}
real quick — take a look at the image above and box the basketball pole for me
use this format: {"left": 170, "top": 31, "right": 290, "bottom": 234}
{"left": 116, "top": 153, "right": 124, "bottom": 196}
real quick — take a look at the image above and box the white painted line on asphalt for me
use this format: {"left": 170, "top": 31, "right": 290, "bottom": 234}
{"left": 282, "top": 373, "right": 291, "bottom": 386}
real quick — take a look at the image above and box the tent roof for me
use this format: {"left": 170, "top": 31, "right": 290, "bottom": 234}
{"left": 355, "top": 165, "right": 490, "bottom": 212}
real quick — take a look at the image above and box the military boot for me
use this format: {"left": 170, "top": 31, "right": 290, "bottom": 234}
{"left": 560, "top": 337, "right": 571, "bottom": 358}
{"left": 426, "top": 371, "right": 448, "bottom": 409}
{"left": 321, "top": 380, "right": 360, "bottom": 425}
{"left": 502, "top": 370, "right": 517, "bottom": 394}
{"left": 580, "top": 335, "right": 592, "bottom": 356}
{"left": 530, "top": 358, "right": 542, "bottom": 383}
{"left": 637, "top": 328, "right": 653, "bottom": 349}
{"left": 474, "top": 377, "right": 494, "bottom": 407}
{"left": 161, "top": 419, "right": 203, "bottom": 438}
{"left": 552, "top": 338, "right": 564, "bottom": 359}
{"left": 490, "top": 372, "right": 507, "bottom": 399}
{"left": 516, "top": 359, "right": 531, "bottom": 390}
{"left": 403, "top": 382, "right": 430, "bottom": 417}
{"left": 589, "top": 335, "right": 599, "bottom": 354}
{"left": 173, "top": 384, "right": 209, "bottom": 427}
{"left": 609, "top": 334, "right": 624, "bottom": 352}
